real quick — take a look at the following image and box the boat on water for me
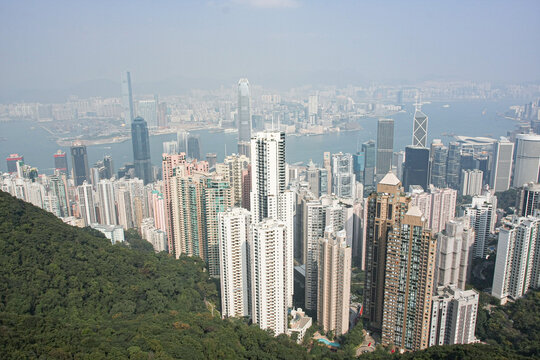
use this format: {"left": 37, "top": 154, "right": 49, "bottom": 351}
{"left": 442, "top": 104, "right": 450, "bottom": 108}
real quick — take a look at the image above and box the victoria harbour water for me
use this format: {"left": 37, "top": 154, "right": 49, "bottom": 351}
{"left": 0, "top": 100, "right": 521, "bottom": 174}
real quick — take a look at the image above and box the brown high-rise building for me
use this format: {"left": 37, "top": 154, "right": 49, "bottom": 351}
{"left": 381, "top": 206, "right": 436, "bottom": 351}
{"left": 363, "top": 172, "right": 410, "bottom": 331}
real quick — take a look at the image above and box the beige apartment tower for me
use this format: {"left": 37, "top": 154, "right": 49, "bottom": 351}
{"left": 317, "top": 227, "right": 352, "bottom": 336}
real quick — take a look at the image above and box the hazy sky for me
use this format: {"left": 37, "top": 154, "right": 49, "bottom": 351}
{"left": 1, "top": 0, "right": 539, "bottom": 100}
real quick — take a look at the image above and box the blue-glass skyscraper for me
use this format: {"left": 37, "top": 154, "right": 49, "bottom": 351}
{"left": 131, "top": 116, "right": 153, "bottom": 184}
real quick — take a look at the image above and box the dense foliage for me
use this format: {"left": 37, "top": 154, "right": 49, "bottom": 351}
{"left": 495, "top": 187, "right": 518, "bottom": 214}
{"left": 0, "top": 191, "right": 308, "bottom": 359}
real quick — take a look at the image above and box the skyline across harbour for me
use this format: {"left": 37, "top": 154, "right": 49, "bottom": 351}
{"left": 0, "top": 100, "right": 520, "bottom": 174}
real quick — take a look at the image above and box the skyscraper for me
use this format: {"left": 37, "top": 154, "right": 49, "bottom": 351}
{"left": 332, "top": 152, "right": 356, "bottom": 198}
{"left": 464, "top": 192, "right": 497, "bottom": 259}
{"left": 250, "top": 130, "right": 294, "bottom": 309}
{"left": 71, "top": 143, "right": 90, "bottom": 186}
{"left": 121, "top": 71, "right": 134, "bottom": 125}
{"left": 250, "top": 219, "right": 288, "bottom": 335}
{"left": 218, "top": 208, "right": 252, "bottom": 318}
{"left": 362, "top": 140, "right": 376, "bottom": 187}
{"left": 376, "top": 119, "right": 394, "bottom": 181}
{"left": 317, "top": 227, "right": 352, "bottom": 336}
{"left": 364, "top": 172, "right": 410, "bottom": 331}
{"left": 137, "top": 98, "right": 158, "bottom": 128}
{"left": 323, "top": 151, "right": 332, "bottom": 194}
{"left": 446, "top": 142, "right": 461, "bottom": 189}
{"left": 6, "top": 153, "right": 23, "bottom": 174}
{"left": 492, "top": 216, "right": 540, "bottom": 304}
{"left": 490, "top": 137, "right": 514, "bottom": 192}
{"left": 131, "top": 116, "right": 153, "bottom": 185}
{"left": 512, "top": 134, "right": 540, "bottom": 187}
{"left": 237, "top": 78, "right": 251, "bottom": 157}
{"left": 412, "top": 108, "right": 428, "bottom": 148}
{"left": 53, "top": 150, "right": 68, "bottom": 175}
{"left": 381, "top": 206, "right": 436, "bottom": 351}
{"left": 402, "top": 146, "right": 430, "bottom": 191}
{"left": 429, "top": 285, "right": 479, "bottom": 346}
{"left": 97, "top": 179, "right": 117, "bottom": 225}
{"left": 187, "top": 135, "right": 201, "bottom": 160}
{"left": 77, "top": 181, "right": 96, "bottom": 226}
{"left": 431, "top": 145, "right": 448, "bottom": 188}
{"left": 177, "top": 130, "right": 189, "bottom": 154}
{"left": 460, "top": 169, "right": 483, "bottom": 196}
{"left": 517, "top": 182, "right": 540, "bottom": 217}
{"left": 435, "top": 217, "right": 474, "bottom": 290}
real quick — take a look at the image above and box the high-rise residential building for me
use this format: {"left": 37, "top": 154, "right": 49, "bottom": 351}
{"left": 103, "top": 155, "right": 114, "bottom": 179}
{"left": 431, "top": 145, "right": 448, "bottom": 188}
{"left": 308, "top": 93, "right": 319, "bottom": 124}
{"left": 169, "top": 172, "right": 232, "bottom": 277}
{"left": 303, "top": 197, "right": 327, "bottom": 312}
{"left": 411, "top": 186, "right": 458, "bottom": 234}
{"left": 53, "top": 150, "right": 68, "bottom": 175}
{"left": 435, "top": 217, "right": 474, "bottom": 290}
{"left": 6, "top": 153, "right": 23, "bottom": 174}
{"left": 137, "top": 98, "right": 158, "bottom": 128}
{"left": 222, "top": 154, "right": 250, "bottom": 207}
{"left": 77, "top": 181, "right": 96, "bottom": 226}
{"left": 376, "top": 119, "right": 394, "bottom": 181}
{"left": 162, "top": 153, "right": 188, "bottom": 255}
{"left": 381, "top": 206, "right": 436, "bottom": 351}
{"left": 512, "top": 134, "right": 540, "bottom": 187}
{"left": 177, "top": 130, "right": 189, "bottom": 154}
{"left": 250, "top": 219, "right": 288, "bottom": 335}
{"left": 492, "top": 216, "right": 540, "bottom": 304}
{"left": 332, "top": 152, "right": 356, "bottom": 199}
{"left": 218, "top": 208, "right": 252, "bottom": 318}
{"left": 364, "top": 172, "right": 410, "bottom": 332}
{"left": 517, "top": 182, "right": 540, "bottom": 217}
{"left": 464, "top": 192, "right": 497, "bottom": 259}
{"left": 317, "top": 227, "right": 352, "bottom": 336}
{"left": 157, "top": 102, "right": 168, "bottom": 128}
{"left": 402, "top": 146, "right": 430, "bottom": 191}
{"left": 250, "top": 130, "right": 294, "bottom": 308}
{"left": 115, "top": 184, "right": 134, "bottom": 229}
{"left": 97, "top": 179, "right": 117, "bottom": 225}
{"left": 131, "top": 116, "right": 153, "bottom": 185}
{"left": 460, "top": 169, "right": 483, "bottom": 196}
{"left": 362, "top": 140, "right": 376, "bottom": 188}
{"left": 71, "top": 143, "right": 90, "bottom": 186}
{"left": 187, "top": 135, "right": 201, "bottom": 160}
{"left": 412, "top": 108, "right": 428, "bottom": 148}
{"left": 237, "top": 78, "right": 251, "bottom": 157}
{"left": 429, "top": 285, "right": 479, "bottom": 346}
{"left": 141, "top": 218, "right": 168, "bottom": 252}
{"left": 446, "top": 142, "right": 461, "bottom": 190}
{"left": 490, "top": 137, "right": 514, "bottom": 192}
{"left": 121, "top": 71, "right": 134, "bottom": 125}
{"left": 50, "top": 175, "right": 70, "bottom": 218}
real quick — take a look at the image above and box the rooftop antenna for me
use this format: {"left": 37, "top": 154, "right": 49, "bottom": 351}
{"left": 414, "top": 90, "right": 422, "bottom": 111}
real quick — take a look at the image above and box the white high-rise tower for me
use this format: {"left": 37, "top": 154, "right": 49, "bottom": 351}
{"left": 250, "top": 130, "right": 294, "bottom": 309}
{"left": 238, "top": 79, "right": 252, "bottom": 157}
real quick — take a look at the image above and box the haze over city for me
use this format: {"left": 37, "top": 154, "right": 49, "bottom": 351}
{"left": 2, "top": 1, "right": 540, "bottom": 359}
{"left": 1, "top": 0, "right": 540, "bottom": 102}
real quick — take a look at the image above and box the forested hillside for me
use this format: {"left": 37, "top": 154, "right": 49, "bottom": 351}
{"left": 0, "top": 190, "right": 308, "bottom": 359}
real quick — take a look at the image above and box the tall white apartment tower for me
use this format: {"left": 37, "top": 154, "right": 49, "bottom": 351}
{"left": 492, "top": 216, "right": 540, "bottom": 304}
{"left": 250, "top": 219, "right": 288, "bottom": 335}
{"left": 77, "top": 181, "right": 96, "bottom": 226}
{"left": 464, "top": 192, "right": 497, "bottom": 259}
{"left": 490, "top": 137, "right": 514, "bottom": 192}
{"left": 97, "top": 179, "right": 117, "bottom": 226}
{"left": 250, "top": 131, "right": 293, "bottom": 308}
{"left": 218, "top": 208, "right": 252, "bottom": 318}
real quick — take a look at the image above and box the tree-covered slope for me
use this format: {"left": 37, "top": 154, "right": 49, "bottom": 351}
{"left": 0, "top": 190, "right": 308, "bottom": 359}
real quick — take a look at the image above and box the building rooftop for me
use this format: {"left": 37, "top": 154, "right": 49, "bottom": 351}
{"left": 379, "top": 171, "right": 401, "bottom": 186}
